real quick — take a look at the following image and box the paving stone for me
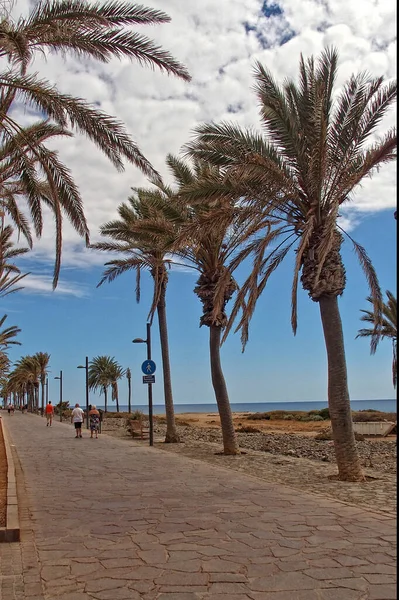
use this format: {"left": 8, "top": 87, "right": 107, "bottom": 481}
{"left": 156, "top": 594, "right": 200, "bottom": 600}
{"left": 155, "top": 573, "right": 209, "bottom": 586}
{"left": 1, "top": 415, "right": 397, "bottom": 600}
{"left": 368, "top": 584, "right": 398, "bottom": 599}
{"left": 304, "top": 567, "right": 354, "bottom": 580}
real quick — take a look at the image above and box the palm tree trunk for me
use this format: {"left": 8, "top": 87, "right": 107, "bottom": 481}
{"left": 157, "top": 293, "right": 180, "bottom": 443}
{"left": 116, "top": 391, "right": 119, "bottom": 413}
{"left": 128, "top": 377, "right": 131, "bottom": 413}
{"left": 209, "top": 325, "right": 239, "bottom": 455}
{"left": 41, "top": 375, "right": 45, "bottom": 415}
{"left": 319, "top": 295, "right": 365, "bottom": 481}
{"left": 104, "top": 387, "right": 108, "bottom": 413}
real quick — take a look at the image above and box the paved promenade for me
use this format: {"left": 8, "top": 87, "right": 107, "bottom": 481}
{"left": 0, "top": 413, "right": 396, "bottom": 600}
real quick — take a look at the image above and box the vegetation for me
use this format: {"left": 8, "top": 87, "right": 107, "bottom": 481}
{"left": 185, "top": 48, "right": 396, "bottom": 480}
{"left": 5, "top": 352, "right": 49, "bottom": 411}
{"left": 126, "top": 368, "right": 132, "bottom": 414}
{"left": 146, "top": 155, "right": 257, "bottom": 454}
{"left": 93, "top": 188, "right": 181, "bottom": 442}
{"left": 88, "top": 355, "right": 124, "bottom": 412}
{"left": 0, "top": 35, "right": 396, "bottom": 479}
{"left": 357, "top": 291, "right": 397, "bottom": 388}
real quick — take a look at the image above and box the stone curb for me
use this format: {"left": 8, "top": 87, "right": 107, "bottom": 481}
{"left": 0, "top": 417, "right": 20, "bottom": 543}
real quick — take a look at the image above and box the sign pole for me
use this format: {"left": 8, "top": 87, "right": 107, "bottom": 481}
{"left": 146, "top": 322, "right": 154, "bottom": 447}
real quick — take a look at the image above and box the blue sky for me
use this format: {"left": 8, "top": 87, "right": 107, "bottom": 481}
{"left": 4, "top": 0, "right": 397, "bottom": 407}
{"left": 4, "top": 209, "right": 397, "bottom": 407}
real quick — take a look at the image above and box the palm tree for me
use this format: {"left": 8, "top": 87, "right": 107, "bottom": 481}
{"left": 92, "top": 189, "right": 182, "bottom": 442}
{"left": 0, "top": 222, "right": 29, "bottom": 297}
{"left": 357, "top": 291, "right": 397, "bottom": 388}
{"left": 151, "top": 156, "right": 253, "bottom": 454}
{"left": 186, "top": 48, "right": 396, "bottom": 480}
{"left": 88, "top": 355, "right": 122, "bottom": 412}
{"left": 126, "top": 367, "right": 132, "bottom": 413}
{"left": 32, "top": 352, "right": 51, "bottom": 414}
{"left": 11, "top": 355, "right": 41, "bottom": 410}
{"left": 0, "top": 314, "right": 21, "bottom": 350}
{"left": 108, "top": 359, "right": 125, "bottom": 412}
{"left": 0, "top": 0, "right": 190, "bottom": 285}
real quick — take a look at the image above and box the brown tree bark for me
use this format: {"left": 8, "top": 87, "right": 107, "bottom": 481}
{"left": 157, "top": 284, "right": 180, "bottom": 443}
{"left": 209, "top": 325, "right": 240, "bottom": 455}
{"left": 319, "top": 295, "right": 365, "bottom": 481}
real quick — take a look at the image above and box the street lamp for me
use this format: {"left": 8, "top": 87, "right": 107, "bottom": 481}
{"left": 77, "top": 357, "right": 89, "bottom": 429}
{"left": 132, "top": 322, "right": 153, "bottom": 446}
{"left": 54, "top": 371, "right": 63, "bottom": 422}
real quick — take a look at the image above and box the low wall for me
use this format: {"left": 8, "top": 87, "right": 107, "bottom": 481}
{"left": 0, "top": 418, "right": 20, "bottom": 542}
{"left": 352, "top": 421, "right": 396, "bottom": 437}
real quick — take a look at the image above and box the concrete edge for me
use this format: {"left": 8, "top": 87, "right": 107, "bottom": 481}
{"left": 0, "top": 417, "right": 20, "bottom": 543}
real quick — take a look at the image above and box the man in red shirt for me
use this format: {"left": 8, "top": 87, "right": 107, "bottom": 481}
{"left": 45, "top": 401, "right": 54, "bottom": 426}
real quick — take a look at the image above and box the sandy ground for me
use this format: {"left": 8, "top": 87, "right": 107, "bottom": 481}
{"left": 173, "top": 412, "right": 396, "bottom": 441}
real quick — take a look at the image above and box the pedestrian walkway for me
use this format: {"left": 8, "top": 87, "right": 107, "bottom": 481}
{"left": 1, "top": 413, "right": 397, "bottom": 600}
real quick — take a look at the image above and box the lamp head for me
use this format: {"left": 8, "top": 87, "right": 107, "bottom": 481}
{"left": 132, "top": 338, "right": 146, "bottom": 344}
{"left": 77, "top": 365, "right": 85, "bottom": 369}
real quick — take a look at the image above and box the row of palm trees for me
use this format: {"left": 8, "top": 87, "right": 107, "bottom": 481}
{"left": 90, "top": 48, "right": 396, "bottom": 481}
{"left": 2, "top": 353, "right": 134, "bottom": 413}
{"left": 3, "top": 352, "right": 50, "bottom": 412}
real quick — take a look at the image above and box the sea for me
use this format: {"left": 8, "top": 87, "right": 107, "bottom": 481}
{"left": 100, "top": 399, "right": 396, "bottom": 415}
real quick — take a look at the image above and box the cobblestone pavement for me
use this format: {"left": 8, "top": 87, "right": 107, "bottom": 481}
{"left": 1, "top": 413, "right": 397, "bottom": 600}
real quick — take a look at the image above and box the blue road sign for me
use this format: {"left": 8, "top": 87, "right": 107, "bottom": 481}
{"left": 141, "top": 360, "right": 156, "bottom": 375}
{"left": 143, "top": 375, "right": 155, "bottom": 384}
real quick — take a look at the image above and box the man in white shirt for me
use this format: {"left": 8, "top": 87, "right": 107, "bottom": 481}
{"left": 71, "top": 403, "right": 84, "bottom": 438}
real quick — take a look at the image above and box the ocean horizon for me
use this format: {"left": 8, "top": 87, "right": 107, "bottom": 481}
{"left": 99, "top": 399, "right": 396, "bottom": 414}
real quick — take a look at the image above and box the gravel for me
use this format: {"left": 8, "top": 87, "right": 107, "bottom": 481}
{"left": 154, "top": 425, "right": 397, "bottom": 474}
{"left": 101, "top": 417, "right": 396, "bottom": 475}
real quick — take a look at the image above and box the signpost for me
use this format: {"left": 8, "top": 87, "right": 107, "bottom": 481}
{"left": 141, "top": 360, "right": 156, "bottom": 375}
{"left": 133, "top": 323, "right": 155, "bottom": 446}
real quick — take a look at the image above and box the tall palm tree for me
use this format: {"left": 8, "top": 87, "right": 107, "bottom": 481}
{"left": 32, "top": 352, "right": 51, "bottom": 414}
{"left": 357, "top": 291, "right": 397, "bottom": 388}
{"left": 92, "top": 189, "right": 183, "bottom": 442}
{"left": 186, "top": 48, "right": 396, "bottom": 480}
{"left": 126, "top": 367, "right": 132, "bottom": 413}
{"left": 12, "top": 355, "right": 41, "bottom": 410}
{"left": 1, "top": 0, "right": 190, "bottom": 285}
{"left": 88, "top": 355, "right": 121, "bottom": 413}
{"left": 157, "top": 155, "right": 254, "bottom": 454}
{"left": 108, "top": 359, "right": 124, "bottom": 412}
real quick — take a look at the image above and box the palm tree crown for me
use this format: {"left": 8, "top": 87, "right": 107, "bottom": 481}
{"left": 357, "top": 291, "right": 397, "bottom": 387}
{"left": 1, "top": 0, "right": 190, "bottom": 285}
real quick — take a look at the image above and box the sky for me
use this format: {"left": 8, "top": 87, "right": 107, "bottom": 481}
{"left": 2, "top": 0, "right": 397, "bottom": 407}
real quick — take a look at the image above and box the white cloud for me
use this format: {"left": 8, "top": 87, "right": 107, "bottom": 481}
{"left": 21, "top": 274, "right": 89, "bottom": 297}
{"left": 5, "top": 0, "right": 397, "bottom": 271}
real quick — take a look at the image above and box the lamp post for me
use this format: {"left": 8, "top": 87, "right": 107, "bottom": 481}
{"left": 132, "top": 322, "right": 153, "bottom": 446}
{"left": 54, "top": 371, "right": 63, "bottom": 422}
{"left": 77, "top": 357, "right": 89, "bottom": 429}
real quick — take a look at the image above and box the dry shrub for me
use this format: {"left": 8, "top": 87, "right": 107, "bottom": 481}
{"left": 235, "top": 425, "right": 261, "bottom": 433}
{"left": 352, "top": 411, "right": 397, "bottom": 422}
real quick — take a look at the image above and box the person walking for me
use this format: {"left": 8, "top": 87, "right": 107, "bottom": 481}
{"left": 45, "top": 401, "right": 54, "bottom": 426}
{"left": 88, "top": 405, "right": 100, "bottom": 439}
{"left": 71, "top": 403, "right": 84, "bottom": 438}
